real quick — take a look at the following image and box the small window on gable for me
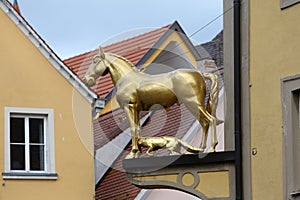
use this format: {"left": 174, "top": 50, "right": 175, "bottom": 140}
{"left": 3, "top": 107, "right": 57, "bottom": 180}
{"left": 281, "top": 0, "right": 300, "bottom": 9}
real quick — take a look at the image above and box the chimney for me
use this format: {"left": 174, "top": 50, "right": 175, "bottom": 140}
{"left": 13, "top": 0, "right": 21, "bottom": 15}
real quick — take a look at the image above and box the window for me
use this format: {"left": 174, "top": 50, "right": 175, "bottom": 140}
{"left": 281, "top": 74, "right": 300, "bottom": 199}
{"left": 281, "top": 0, "right": 300, "bottom": 9}
{"left": 3, "top": 107, "right": 57, "bottom": 180}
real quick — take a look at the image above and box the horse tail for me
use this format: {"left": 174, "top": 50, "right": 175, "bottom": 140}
{"left": 202, "top": 73, "right": 221, "bottom": 124}
{"left": 178, "top": 139, "right": 203, "bottom": 153}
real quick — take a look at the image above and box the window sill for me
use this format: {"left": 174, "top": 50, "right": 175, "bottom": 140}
{"left": 291, "top": 191, "right": 300, "bottom": 197}
{"left": 2, "top": 172, "right": 58, "bottom": 180}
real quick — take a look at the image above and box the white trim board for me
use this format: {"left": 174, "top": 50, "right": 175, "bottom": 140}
{"left": 0, "top": 0, "right": 98, "bottom": 104}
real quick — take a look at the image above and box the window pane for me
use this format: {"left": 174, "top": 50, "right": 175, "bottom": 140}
{"left": 10, "top": 117, "right": 25, "bottom": 143}
{"left": 29, "top": 118, "right": 44, "bottom": 143}
{"left": 30, "top": 145, "right": 45, "bottom": 171}
{"left": 10, "top": 144, "right": 25, "bottom": 170}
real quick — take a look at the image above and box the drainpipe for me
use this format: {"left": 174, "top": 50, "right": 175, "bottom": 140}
{"left": 233, "top": 0, "right": 243, "bottom": 199}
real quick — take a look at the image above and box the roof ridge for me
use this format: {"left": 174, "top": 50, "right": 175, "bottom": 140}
{"left": 64, "top": 48, "right": 97, "bottom": 62}
{"left": 103, "top": 24, "right": 171, "bottom": 50}
{"left": 63, "top": 24, "right": 171, "bottom": 61}
{"left": 4, "top": 0, "right": 67, "bottom": 65}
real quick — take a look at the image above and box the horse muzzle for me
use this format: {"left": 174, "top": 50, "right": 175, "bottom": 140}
{"left": 82, "top": 76, "right": 95, "bottom": 87}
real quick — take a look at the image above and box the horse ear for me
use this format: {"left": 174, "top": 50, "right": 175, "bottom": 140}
{"left": 99, "top": 46, "right": 105, "bottom": 59}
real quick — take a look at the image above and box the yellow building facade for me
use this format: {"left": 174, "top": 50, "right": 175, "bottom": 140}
{"left": 0, "top": 1, "right": 97, "bottom": 199}
{"left": 123, "top": 1, "right": 300, "bottom": 197}
{"left": 249, "top": 1, "right": 300, "bottom": 199}
{"left": 225, "top": 0, "right": 300, "bottom": 199}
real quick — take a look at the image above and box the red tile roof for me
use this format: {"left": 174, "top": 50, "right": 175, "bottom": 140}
{"left": 93, "top": 109, "right": 150, "bottom": 150}
{"left": 12, "top": 0, "right": 21, "bottom": 15}
{"left": 93, "top": 108, "right": 126, "bottom": 150}
{"left": 95, "top": 145, "right": 141, "bottom": 200}
{"left": 64, "top": 21, "right": 206, "bottom": 199}
{"left": 95, "top": 104, "right": 198, "bottom": 200}
{"left": 64, "top": 25, "right": 170, "bottom": 98}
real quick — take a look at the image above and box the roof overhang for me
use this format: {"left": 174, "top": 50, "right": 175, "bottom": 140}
{"left": 137, "top": 21, "right": 201, "bottom": 66}
{"left": 0, "top": 0, "right": 98, "bottom": 104}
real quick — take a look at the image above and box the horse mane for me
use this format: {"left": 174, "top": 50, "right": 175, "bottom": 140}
{"left": 107, "top": 53, "right": 138, "bottom": 70}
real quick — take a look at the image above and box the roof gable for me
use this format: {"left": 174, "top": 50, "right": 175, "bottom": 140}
{"left": 196, "top": 30, "right": 223, "bottom": 66}
{"left": 0, "top": 0, "right": 97, "bottom": 103}
{"left": 64, "top": 24, "right": 170, "bottom": 98}
{"left": 98, "top": 22, "right": 202, "bottom": 114}
{"left": 64, "top": 21, "right": 201, "bottom": 101}
{"left": 138, "top": 21, "right": 201, "bottom": 67}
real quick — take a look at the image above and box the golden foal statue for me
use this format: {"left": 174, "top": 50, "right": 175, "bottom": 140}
{"left": 83, "top": 47, "right": 220, "bottom": 159}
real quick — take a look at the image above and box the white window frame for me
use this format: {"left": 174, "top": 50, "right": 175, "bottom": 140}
{"left": 281, "top": 74, "right": 300, "bottom": 199}
{"left": 281, "top": 0, "right": 300, "bottom": 9}
{"left": 3, "top": 107, "right": 57, "bottom": 180}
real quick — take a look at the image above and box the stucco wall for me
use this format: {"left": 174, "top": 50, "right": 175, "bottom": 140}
{"left": 249, "top": 1, "right": 300, "bottom": 199}
{"left": 0, "top": 8, "right": 94, "bottom": 200}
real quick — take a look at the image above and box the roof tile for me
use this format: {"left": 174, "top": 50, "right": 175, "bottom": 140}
{"left": 64, "top": 25, "right": 170, "bottom": 98}
{"left": 95, "top": 104, "right": 198, "bottom": 200}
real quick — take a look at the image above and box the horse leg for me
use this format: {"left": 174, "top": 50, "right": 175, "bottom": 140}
{"left": 186, "top": 103, "right": 217, "bottom": 152}
{"left": 200, "top": 108, "right": 217, "bottom": 152}
{"left": 123, "top": 104, "right": 140, "bottom": 159}
{"left": 172, "top": 72, "right": 218, "bottom": 152}
{"left": 199, "top": 119, "right": 209, "bottom": 151}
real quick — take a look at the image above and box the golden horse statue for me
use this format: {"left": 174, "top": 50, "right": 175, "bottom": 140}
{"left": 83, "top": 47, "right": 220, "bottom": 159}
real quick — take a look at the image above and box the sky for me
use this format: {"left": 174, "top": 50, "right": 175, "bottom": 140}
{"left": 17, "top": 0, "right": 223, "bottom": 59}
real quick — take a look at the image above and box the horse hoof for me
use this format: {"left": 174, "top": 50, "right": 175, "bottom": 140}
{"left": 205, "top": 147, "right": 216, "bottom": 153}
{"left": 125, "top": 152, "right": 136, "bottom": 159}
{"left": 198, "top": 147, "right": 205, "bottom": 153}
{"left": 134, "top": 151, "right": 141, "bottom": 158}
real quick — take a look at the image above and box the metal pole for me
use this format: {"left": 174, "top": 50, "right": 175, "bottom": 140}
{"left": 233, "top": 0, "right": 243, "bottom": 199}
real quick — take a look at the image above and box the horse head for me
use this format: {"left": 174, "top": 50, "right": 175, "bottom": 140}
{"left": 83, "top": 46, "right": 109, "bottom": 87}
